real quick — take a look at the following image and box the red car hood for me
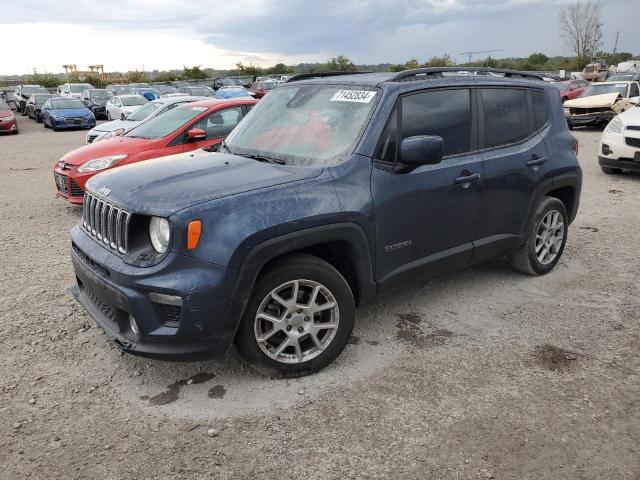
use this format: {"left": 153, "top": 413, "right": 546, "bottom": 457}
{"left": 59, "top": 136, "right": 160, "bottom": 166}
{"left": 0, "top": 108, "right": 12, "bottom": 116}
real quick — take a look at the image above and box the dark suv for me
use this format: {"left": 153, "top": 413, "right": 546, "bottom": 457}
{"left": 70, "top": 68, "right": 582, "bottom": 377}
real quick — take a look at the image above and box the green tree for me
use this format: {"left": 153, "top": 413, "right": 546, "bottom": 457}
{"left": 235, "top": 62, "right": 264, "bottom": 77}
{"left": 27, "top": 71, "right": 59, "bottom": 88}
{"left": 528, "top": 52, "right": 549, "bottom": 65}
{"left": 83, "top": 75, "right": 105, "bottom": 88}
{"left": 266, "top": 63, "right": 292, "bottom": 75}
{"left": 327, "top": 55, "right": 358, "bottom": 72}
{"left": 127, "top": 70, "right": 146, "bottom": 82}
{"left": 423, "top": 54, "right": 455, "bottom": 67}
{"left": 182, "top": 65, "right": 207, "bottom": 80}
{"left": 154, "top": 71, "right": 182, "bottom": 82}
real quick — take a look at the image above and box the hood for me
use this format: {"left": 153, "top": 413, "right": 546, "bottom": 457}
{"left": 60, "top": 136, "right": 156, "bottom": 166}
{"left": 51, "top": 108, "right": 92, "bottom": 117}
{"left": 86, "top": 149, "right": 323, "bottom": 217}
{"left": 564, "top": 92, "right": 621, "bottom": 108}
{"left": 92, "top": 119, "right": 139, "bottom": 133}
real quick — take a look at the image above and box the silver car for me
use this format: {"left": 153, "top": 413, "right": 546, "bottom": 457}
{"left": 85, "top": 96, "right": 205, "bottom": 143}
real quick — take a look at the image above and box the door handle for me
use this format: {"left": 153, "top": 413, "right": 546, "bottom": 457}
{"left": 455, "top": 173, "right": 481, "bottom": 185}
{"left": 526, "top": 156, "right": 547, "bottom": 167}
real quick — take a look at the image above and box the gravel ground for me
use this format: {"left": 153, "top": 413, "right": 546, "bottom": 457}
{"left": 1, "top": 116, "right": 639, "bottom": 479}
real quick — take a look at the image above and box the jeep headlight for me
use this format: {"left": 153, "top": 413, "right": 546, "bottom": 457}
{"left": 563, "top": 107, "right": 570, "bottom": 115}
{"left": 77, "top": 154, "right": 127, "bottom": 173}
{"left": 149, "top": 217, "right": 170, "bottom": 254}
{"left": 605, "top": 117, "right": 623, "bottom": 135}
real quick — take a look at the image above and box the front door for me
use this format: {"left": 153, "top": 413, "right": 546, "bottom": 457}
{"left": 180, "top": 105, "right": 248, "bottom": 152}
{"left": 372, "top": 88, "right": 482, "bottom": 292}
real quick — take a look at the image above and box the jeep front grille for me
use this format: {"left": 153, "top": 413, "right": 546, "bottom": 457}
{"left": 82, "top": 192, "right": 131, "bottom": 254}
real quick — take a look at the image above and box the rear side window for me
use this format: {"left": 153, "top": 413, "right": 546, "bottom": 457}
{"left": 481, "top": 89, "right": 529, "bottom": 147}
{"left": 401, "top": 89, "right": 472, "bottom": 156}
{"left": 531, "top": 90, "right": 549, "bottom": 131}
{"left": 630, "top": 83, "right": 639, "bottom": 98}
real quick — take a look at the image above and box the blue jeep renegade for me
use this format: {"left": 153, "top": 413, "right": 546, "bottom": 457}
{"left": 70, "top": 68, "right": 582, "bottom": 377}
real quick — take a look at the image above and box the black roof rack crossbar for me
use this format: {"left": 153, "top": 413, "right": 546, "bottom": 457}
{"left": 285, "top": 71, "right": 373, "bottom": 83}
{"left": 389, "top": 67, "right": 544, "bottom": 82}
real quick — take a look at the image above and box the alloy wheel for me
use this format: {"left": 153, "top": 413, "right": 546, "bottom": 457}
{"left": 535, "top": 210, "right": 565, "bottom": 265}
{"left": 254, "top": 279, "right": 340, "bottom": 364}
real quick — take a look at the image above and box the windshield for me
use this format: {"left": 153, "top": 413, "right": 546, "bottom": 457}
{"left": 225, "top": 84, "right": 378, "bottom": 167}
{"left": 122, "top": 96, "right": 148, "bottom": 106}
{"left": 583, "top": 65, "right": 595, "bottom": 73}
{"left": 263, "top": 82, "right": 277, "bottom": 90}
{"left": 70, "top": 84, "right": 91, "bottom": 93}
{"left": 127, "top": 102, "right": 160, "bottom": 121}
{"left": 216, "top": 88, "right": 250, "bottom": 99}
{"left": 188, "top": 86, "right": 215, "bottom": 96}
{"left": 607, "top": 74, "right": 634, "bottom": 81}
{"left": 157, "top": 85, "right": 177, "bottom": 94}
{"left": 23, "top": 86, "right": 47, "bottom": 95}
{"left": 51, "top": 99, "right": 85, "bottom": 109}
{"left": 34, "top": 94, "right": 51, "bottom": 104}
{"left": 580, "top": 83, "right": 628, "bottom": 98}
{"left": 89, "top": 89, "right": 111, "bottom": 99}
{"left": 125, "top": 105, "right": 205, "bottom": 139}
{"left": 0, "top": 99, "right": 9, "bottom": 110}
{"left": 111, "top": 85, "right": 130, "bottom": 95}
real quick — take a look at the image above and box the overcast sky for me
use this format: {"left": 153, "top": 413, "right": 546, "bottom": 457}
{"left": 1, "top": 0, "right": 638, "bottom": 75}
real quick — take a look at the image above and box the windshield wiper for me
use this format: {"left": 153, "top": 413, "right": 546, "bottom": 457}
{"left": 237, "top": 153, "right": 286, "bottom": 165}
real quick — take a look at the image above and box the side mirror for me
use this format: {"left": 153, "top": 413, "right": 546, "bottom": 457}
{"left": 187, "top": 128, "right": 206, "bottom": 140}
{"left": 399, "top": 135, "right": 444, "bottom": 166}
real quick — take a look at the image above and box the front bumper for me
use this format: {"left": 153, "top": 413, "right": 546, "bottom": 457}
{"left": 599, "top": 128, "right": 640, "bottom": 167}
{"left": 91, "top": 106, "right": 106, "bottom": 117}
{"left": 565, "top": 110, "right": 614, "bottom": 128}
{"left": 70, "top": 225, "right": 237, "bottom": 360}
{"left": 53, "top": 169, "right": 85, "bottom": 204}
{"left": 0, "top": 120, "right": 17, "bottom": 132}
{"left": 52, "top": 117, "right": 96, "bottom": 129}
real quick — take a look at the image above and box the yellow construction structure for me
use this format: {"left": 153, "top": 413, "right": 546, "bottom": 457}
{"left": 62, "top": 64, "right": 109, "bottom": 82}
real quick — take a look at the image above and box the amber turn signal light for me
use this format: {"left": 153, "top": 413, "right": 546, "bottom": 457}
{"left": 187, "top": 220, "right": 202, "bottom": 250}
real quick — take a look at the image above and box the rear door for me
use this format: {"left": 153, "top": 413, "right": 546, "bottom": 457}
{"left": 474, "top": 87, "right": 551, "bottom": 261}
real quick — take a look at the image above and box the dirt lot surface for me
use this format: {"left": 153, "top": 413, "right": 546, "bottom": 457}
{"left": 1, "top": 116, "right": 639, "bottom": 479}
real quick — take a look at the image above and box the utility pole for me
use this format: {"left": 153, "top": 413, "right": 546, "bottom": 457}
{"left": 613, "top": 31, "right": 619, "bottom": 55}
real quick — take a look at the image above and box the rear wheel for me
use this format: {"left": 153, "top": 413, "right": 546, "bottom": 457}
{"left": 235, "top": 254, "right": 355, "bottom": 377}
{"left": 509, "top": 197, "right": 568, "bottom": 275}
{"left": 601, "top": 166, "right": 622, "bottom": 174}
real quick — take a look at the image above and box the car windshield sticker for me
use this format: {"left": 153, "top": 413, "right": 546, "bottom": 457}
{"left": 330, "top": 90, "right": 376, "bottom": 103}
{"left": 190, "top": 106, "right": 208, "bottom": 112}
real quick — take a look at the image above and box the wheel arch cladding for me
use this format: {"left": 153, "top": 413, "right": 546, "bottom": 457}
{"left": 546, "top": 185, "right": 578, "bottom": 224}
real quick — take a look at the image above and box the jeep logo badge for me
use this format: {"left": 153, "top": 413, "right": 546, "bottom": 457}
{"left": 99, "top": 186, "right": 111, "bottom": 196}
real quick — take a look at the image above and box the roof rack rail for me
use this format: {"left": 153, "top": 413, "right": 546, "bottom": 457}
{"left": 389, "top": 67, "right": 544, "bottom": 82}
{"left": 285, "top": 71, "right": 373, "bottom": 83}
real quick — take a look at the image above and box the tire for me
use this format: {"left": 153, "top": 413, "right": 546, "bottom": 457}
{"left": 509, "top": 196, "right": 568, "bottom": 276}
{"left": 43, "top": 116, "right": 49, "bottom": 128}
{"left": 107, "top": 111, "right": 112, "bottom": 121}
{"left": 601, "top": 166, "right": 622, "bottom": 174}
{"left": 36, "top": 113, "right": 42, "bottom": 124}
{"left": 235, "top": 253, "right": 355, "bottom": 378}
{"left": 121, "top": 113, "right": 126, "bottom": 120}
{"left": 561, "top": 97, "right": 568, "bottom": 103}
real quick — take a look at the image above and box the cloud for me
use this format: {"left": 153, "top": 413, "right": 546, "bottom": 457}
{"left": 1, "top": 0, "right": 638, "bottom": 74}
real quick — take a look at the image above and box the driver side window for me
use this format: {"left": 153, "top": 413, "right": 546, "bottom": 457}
{"left": 191, "top": 106, "right": 244, "bottom": 140}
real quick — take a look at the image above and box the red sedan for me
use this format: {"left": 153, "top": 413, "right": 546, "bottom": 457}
{"left": 249, "top": 80, "right": 278, "bottom": 98}
{"left": 53, "top": 98, "right": 256, "bottom": 204}
{"left": 551, "top": 79, "right": 589, "bottom": 103}
{"left": 0, "top": 98, "right": 18, "bottom": 134}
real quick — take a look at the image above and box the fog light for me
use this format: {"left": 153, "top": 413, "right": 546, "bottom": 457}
{"left": 602, "top": 143, "right": 612, "bottom": 155}
{"left": 129, "top": 315, "right": 140, "bottom": 335}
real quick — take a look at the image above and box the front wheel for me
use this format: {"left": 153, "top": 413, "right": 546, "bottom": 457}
{"left": 509, "top": 197, "right": 568, "bottom": 275}
{"left": 235, "top": 254, "right": 355, "bottom": 377}
{"left": 107, "top": 111, "right": 112, "bottom": 121}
